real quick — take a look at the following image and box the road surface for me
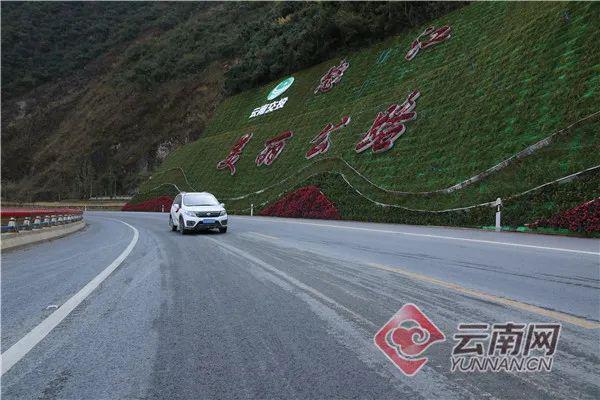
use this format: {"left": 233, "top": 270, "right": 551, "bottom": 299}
{"left": 2, "top": 211, "right": 599, "bottom": 399}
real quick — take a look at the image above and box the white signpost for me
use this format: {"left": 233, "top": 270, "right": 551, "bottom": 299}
{"left": 494, "top": 197, "right": 502, "bottom": 232}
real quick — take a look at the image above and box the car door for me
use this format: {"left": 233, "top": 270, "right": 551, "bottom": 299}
{"left": 171, "top": 194, "right": 182, "bottom": 224}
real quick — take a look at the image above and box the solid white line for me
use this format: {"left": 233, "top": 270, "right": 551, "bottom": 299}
{"left": 236, "top": 217, "right": 599, "bottom": 256}
{"left": 1, "top": 219, "right": 139, "bottom": 375}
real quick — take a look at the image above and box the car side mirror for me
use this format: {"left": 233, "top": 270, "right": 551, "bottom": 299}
{"left": 220, "top": 203, "right": 225, "bottom": 208}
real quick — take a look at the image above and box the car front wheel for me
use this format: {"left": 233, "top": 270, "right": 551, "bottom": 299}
{"left": 218, "top": 227, "right": 227, "bottom": 233}
{"left": 169, "top": 216, "right": 177, "bottom": 231}
{"left": 179, "top": 217, "right": 187, "bottom": 235}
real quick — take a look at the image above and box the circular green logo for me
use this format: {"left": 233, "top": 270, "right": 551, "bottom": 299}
{"left": 267, "top": 77, "right": 294, "bottom": 100}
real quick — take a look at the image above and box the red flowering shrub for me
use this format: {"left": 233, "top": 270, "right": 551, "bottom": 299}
{"left": 122, "top": 196, "right": 173, "bottom": 212}
{"left": 260, "top": 185, "right": 341, "bottom": 220}
{"left": 527, "top": 198, "right": 600, "bottom": 233}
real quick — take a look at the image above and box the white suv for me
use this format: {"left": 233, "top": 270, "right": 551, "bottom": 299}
{"left": 169, "top": 192, "right": 228, "bottom": 234}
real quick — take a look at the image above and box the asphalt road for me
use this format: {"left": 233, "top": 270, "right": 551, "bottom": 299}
{"left": 1, "top": 211, "right": 599, "bottom": 399}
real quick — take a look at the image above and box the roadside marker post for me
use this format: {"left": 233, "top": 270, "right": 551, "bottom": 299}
{"left": 251, "top": 204, "right": 254, "bottom": 216}
{"left": 8, "top": 217, "right": 17, "bottom": 232}
{"left": 495, "top": 197, "right": 502, "bottom": 232}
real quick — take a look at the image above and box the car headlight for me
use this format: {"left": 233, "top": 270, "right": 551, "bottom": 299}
{"left": 219, "top": 210, "right": 227, "bottom": 216}
{"left": 183, "top": 210, "right": 197, "bottom": 217}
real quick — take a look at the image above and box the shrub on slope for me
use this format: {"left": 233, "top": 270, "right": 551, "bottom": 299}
{"left": 122, "top": 196, "right": 173, "bottom": 212}
{"left": 259, "top": 186, "right": 340, "bottom": 220}
{"left": 527, "top": 198, "right": 600, "bottom": 234}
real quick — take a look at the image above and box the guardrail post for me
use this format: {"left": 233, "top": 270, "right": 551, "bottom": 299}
{"left": 34, "top": 216, "right": 42, "bottom": 229}
{"left": 23, "top": 217, "right": 31, "bottom": 230}
{"left": 8, "top": 217, "right": 17, "bottom": 232}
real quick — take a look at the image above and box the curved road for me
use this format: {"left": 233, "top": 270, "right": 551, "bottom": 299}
{"left": 1, "top": 211, "right": 599, "bottom": 399}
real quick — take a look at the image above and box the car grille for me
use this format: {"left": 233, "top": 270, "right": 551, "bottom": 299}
{"left": 195, "top": 211, "right": 219, "bottom": 217}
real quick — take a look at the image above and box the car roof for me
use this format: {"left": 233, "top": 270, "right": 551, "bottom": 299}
{"left": 181, "top": 192, "right": 215, "bottom": 196}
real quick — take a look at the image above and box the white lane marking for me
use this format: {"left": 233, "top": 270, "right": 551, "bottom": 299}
{"left": 1, "top": 219, "right": 139, "bottom": 375}
{"left": 249, "top": 232, "right": 279, "bottom": 241}
{"left": 205, "top": 237, "right": 372, "bottom": 326}
{"left": 214, "top": 231, "right": 599, "bottom": 329}
{"left": 206, "top": 237, "right": 476, "bottom": 399}
{"left": 235, "top": 217, "right": 600, "bottom": 256}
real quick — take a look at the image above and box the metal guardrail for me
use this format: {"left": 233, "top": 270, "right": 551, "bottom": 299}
{"left": 88, "top": 196, "right": 132, "bottom": 201}
{"left": 0, "top": 208, "right": 84, "bottom": 234}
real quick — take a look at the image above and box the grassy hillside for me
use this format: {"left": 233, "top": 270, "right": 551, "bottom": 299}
{"left": 133, "top": 2, "right": 600, "bottom": 228}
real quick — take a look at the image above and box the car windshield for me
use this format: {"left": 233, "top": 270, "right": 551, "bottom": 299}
{"left": 183, "top": 194, "right": 219, "bottom": 206}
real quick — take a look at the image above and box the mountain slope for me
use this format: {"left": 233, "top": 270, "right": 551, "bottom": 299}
{"left": 131, "top": 1, "right": 600, "bottom": 229}
{"left": 1, "top": 2, "right": 460, "bottom": 201}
